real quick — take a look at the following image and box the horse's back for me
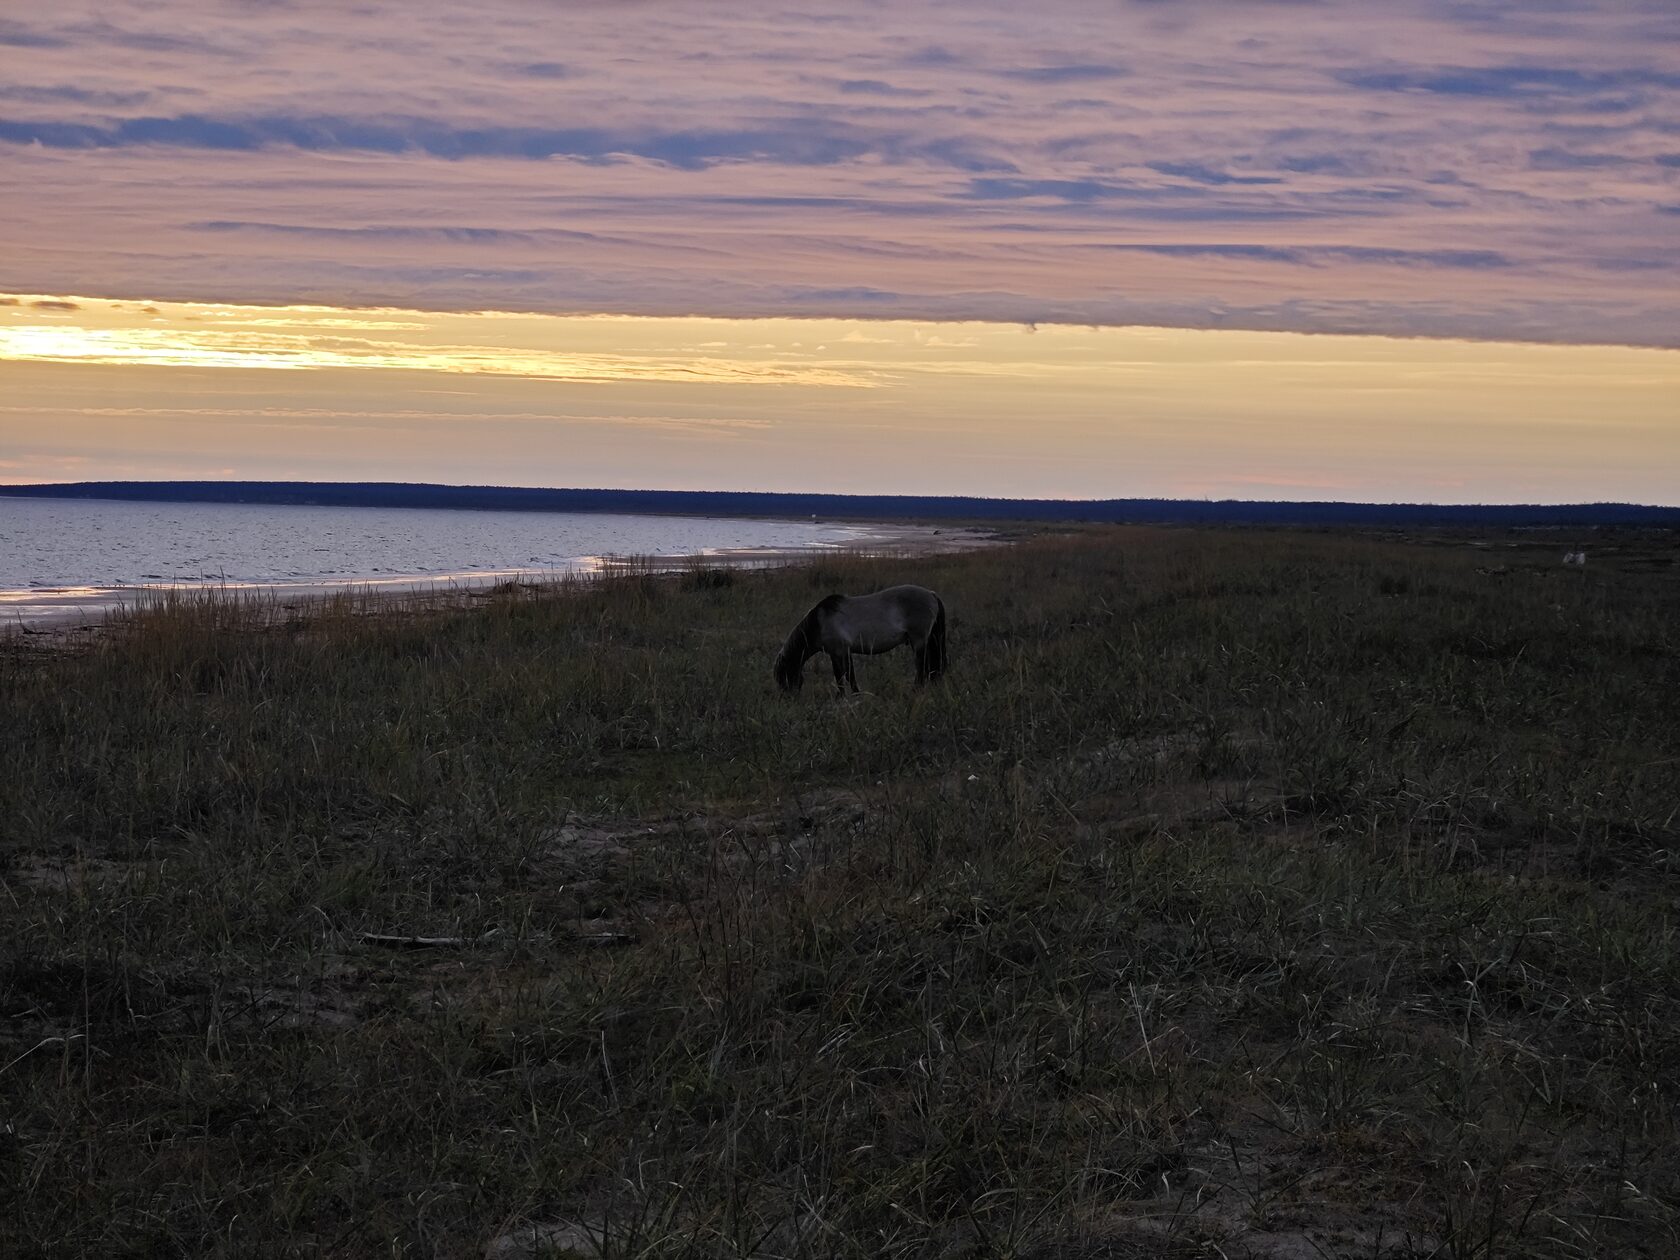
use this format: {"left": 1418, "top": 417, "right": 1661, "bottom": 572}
{"left": 828, "top": 584, "right": 938, "bottom": 647}
{"left": 863, "top": 584, "right": 939, "bottom": 617}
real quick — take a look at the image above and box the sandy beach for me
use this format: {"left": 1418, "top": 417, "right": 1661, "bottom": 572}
{"left": 1, "top": 518, "right": 998, "bottom": 636}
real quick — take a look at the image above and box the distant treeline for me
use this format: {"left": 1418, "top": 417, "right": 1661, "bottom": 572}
{"left": 2, "top": 481, "right": 1676, "bottom": 527}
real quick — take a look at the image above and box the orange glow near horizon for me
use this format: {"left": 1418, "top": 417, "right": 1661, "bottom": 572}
{"left": 2, "top": 293, "right": 1677, "bottom": 504}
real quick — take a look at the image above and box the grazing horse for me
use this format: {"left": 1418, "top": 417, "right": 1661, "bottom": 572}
{"left": 774, "top": 584, "right": 946, "bottom": 693}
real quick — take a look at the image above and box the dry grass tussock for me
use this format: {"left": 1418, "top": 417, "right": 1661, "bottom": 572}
{"left": 2, "top": 526, "right": 1678, "bottom": 1258}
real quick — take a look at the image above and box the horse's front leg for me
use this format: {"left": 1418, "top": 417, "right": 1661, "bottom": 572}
{"left": 829, "top": 650, "right": 850, "bottom": 694}
{"left": 846, "top": 653, "right": 859, "bottom": 693}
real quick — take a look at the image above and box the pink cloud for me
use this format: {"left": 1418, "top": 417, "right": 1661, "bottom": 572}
{"left": 0, "top": 1, "right": 1676, "bottom": 345}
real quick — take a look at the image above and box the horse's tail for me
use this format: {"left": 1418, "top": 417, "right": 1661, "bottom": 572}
{"left": 926, "top": 595, "right": 947, "bottom": 680}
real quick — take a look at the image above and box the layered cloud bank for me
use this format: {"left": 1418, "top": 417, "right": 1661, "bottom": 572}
{"left": 3, "top": 1, "right": 1678, "bottom": 345}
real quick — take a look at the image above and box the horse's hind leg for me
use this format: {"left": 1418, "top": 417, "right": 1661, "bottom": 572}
{"left": 914, "top": 643, "right": 928, "bottom": 685}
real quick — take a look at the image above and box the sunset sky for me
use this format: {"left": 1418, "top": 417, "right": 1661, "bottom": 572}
{"left": 2, "top": 1, "right": 1676, "bottom": 502}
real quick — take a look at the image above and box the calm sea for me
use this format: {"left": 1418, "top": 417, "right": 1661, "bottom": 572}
{"left": 0, "top": 497, "right": 883, "bottom": 624}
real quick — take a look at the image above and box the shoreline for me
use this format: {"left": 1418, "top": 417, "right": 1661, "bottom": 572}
{"left": 1, "top": 520, "right": 998, "bottom": 636}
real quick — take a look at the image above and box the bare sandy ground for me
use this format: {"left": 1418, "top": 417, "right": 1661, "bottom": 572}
{"left": 1, "top": 519, "right": 997, "bottom": 637}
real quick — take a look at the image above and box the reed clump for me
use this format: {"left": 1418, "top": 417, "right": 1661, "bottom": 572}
{"left": 2, "top": 526, "right": 1677, "bottom": 1258}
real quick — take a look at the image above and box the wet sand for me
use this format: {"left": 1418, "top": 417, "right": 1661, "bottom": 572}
{"left": 2, "top": 519, "right": 997, "bottom": 636}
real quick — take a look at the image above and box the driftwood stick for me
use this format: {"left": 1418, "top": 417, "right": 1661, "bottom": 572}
{"left": 358, "top": 929, "right": 636, "bottom": 949}
{"left": 359, "top": 932, "right": 468, "bottom": 949}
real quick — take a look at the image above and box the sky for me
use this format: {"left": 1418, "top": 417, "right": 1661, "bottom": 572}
{"left": 1, "top": 0, "right": 1676, "bottom": 502}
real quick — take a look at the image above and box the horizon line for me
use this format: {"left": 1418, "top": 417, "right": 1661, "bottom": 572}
{"left": 3, "top": 479, "right": 1676, "bottom": 514}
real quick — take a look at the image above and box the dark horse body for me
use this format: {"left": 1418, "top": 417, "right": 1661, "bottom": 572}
{"left": 774, "top": 584, "right": 946, "bottom": 692}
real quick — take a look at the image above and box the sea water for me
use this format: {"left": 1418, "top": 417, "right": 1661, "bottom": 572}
{"left": 0, "top": 496, "right": 880, "bottom": 624}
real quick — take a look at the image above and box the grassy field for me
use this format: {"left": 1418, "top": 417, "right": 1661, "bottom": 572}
{"left": 3, "top": 527, "right": 1677, "bottom": 1259}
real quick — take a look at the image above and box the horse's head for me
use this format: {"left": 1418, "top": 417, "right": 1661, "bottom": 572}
{"left": 772, "top": 646, "right": 804, "bottom": 691}
{"left": 775, "top": 603, "right": 828, "bottom": 692}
